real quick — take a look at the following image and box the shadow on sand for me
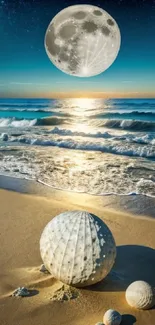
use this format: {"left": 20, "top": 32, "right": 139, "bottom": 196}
{"left": 85, "top": 245, "right": 155, "bottom": 292}
{"left": 27, "top": 289, "right": 39, "bottom": 297}
{"left": 121, "top": 314, "right": 136, "bottom": 325}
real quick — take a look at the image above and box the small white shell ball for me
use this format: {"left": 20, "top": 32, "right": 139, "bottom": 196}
{"left": 125, "top": 280, "right": 155, "bottom": 310}
{"left": 103, "top": 309, "right": 122, "bottom": 325}
{"left": 40, "top": 210, "right": 116, "bottom": 287}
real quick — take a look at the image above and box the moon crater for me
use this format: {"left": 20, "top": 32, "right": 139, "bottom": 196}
{"left": 93, "top": 10, "right": 103, "bottom": 16}
{"left": 59, "top": 51, "right": 69, "bottom": 62}
{"left": 59, "top": 23, "right": 77, "bottom": 40}
{"left": 46, "top": 35, "right": 60, "bottom": 56}
{"left": 101, "top": 26, "right": 111, "bottom": 36}
{"left": 72, "top": 11, "right": 87, "bottom": 19}
{"left": 107, "top": 18, "right": 115, "bottom": 26}
{"left": 45, "top": 4, "right": 121, "bottom": 77}
{"left": 82, "top": 21, "right": 98, "bottom": 33}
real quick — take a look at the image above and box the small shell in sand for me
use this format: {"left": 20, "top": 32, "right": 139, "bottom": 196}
{"left": 103, "top": 309, "right": 122, "bottom": 325}
{"left": 40, "top": 264, "right": 49, "bottom": 274}
{"left": 12, "top": 287, "right": 30, "bottom": 297}
{"left": 125, "top": 280, "right": 155, "bottom": 310}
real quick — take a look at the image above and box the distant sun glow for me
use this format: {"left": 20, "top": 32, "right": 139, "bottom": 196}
{"left": 73, "top": 98, "right": 95, "bottom": 110}
{"left": 70, "top": 98, "right": 95, "bottom": 133}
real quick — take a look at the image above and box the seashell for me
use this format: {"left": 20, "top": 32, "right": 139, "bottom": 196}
{"left": 40, "top": 210, "right": 116, "bottom": 287}
{"left": 12, "top": 287, "right": 30, "bottom": 297}
{"left": 40, "top": 264, "right": 49, "bottom": 274}
{"left": 103, "top": 309, "right": 122, "bottom": 325}
{"left": 125, "top": 280, "right": 155, "bottom": 310}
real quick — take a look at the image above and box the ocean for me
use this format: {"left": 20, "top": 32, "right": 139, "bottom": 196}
{"left": 0, "top": 97, "right": 155, "bottom": 197}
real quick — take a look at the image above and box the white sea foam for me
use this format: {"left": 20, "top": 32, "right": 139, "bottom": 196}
{"left": 0, "top": 118, "right": 37, "bottom": 127}
{"left": 1, "top": 148, "right": 155, "bottom": 198}
{"left": 49, "top": 127, "right": 155, "bottom": 144}
{"left": 8, "top": 135, "right": 155, "bottom": 158}
{"left": 49, "top": 127, "right": 112, "bottom": 138}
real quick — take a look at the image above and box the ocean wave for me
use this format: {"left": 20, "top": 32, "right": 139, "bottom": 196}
{"left": 92, "top": 119, "right": 155, "bottom": 131}
{"left": 49, "top": 127, "right": 155, "bottom": 145}
{"left": 0, "top": 108, "right": 54, "bottom": 112}
{"left": 36, "top": 116, "right": 67, "bottom": 126}
{"left": 0, "top": 104, "right": 51, "bottom": 109}
{"left": 93, "top": 111, "right": 155, "bottom": 119}
{"left": 49, "top": 127, "right": 112, "bottom": 138}
{"left": 1, "top": 119, "right": 155, "bottom": 146}
{"left": 1, "top": 126, "right": 155, "bottom": 146}
{"left": 0, "top": 118, "right": 37, "bottom": 127}
{"left": 10, "top": 136, "right": 155, "bottom": 158}
{"left": 0, "top": 116, "right": 67, "bottom": 127}
{"left": 112, "top": 101, "right": 155, "bottom": 107}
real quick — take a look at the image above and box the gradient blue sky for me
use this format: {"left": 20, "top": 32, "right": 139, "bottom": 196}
{"left": 0, "top": 0, "right": 155, "bottom": 98}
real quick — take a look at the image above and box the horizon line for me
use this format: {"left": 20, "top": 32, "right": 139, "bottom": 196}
{"left": 0, "top": 96, "right": 155, "bottom": 100}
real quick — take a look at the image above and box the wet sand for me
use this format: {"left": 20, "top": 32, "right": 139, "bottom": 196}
{"left": 0, "top": 177, "right": 155, "bottom": 325}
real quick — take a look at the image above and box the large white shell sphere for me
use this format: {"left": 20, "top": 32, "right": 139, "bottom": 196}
{"left": 103, "top": 309, "right": 122, "bottom": 325}
{"left": 40, "top": 211, "right": 116, "bottom": 287}
{"left": 125, "top": 281, "right": 155, "bottom": 310}
{"left": 45, "top": 4, "right": 121, "bottom": 77}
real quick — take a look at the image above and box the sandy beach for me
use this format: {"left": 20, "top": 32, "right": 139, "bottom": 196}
{"left": 0, "top": 178, "right": 155, "bottom": 325}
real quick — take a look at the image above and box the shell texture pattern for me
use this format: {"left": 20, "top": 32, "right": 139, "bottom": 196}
{"left": 40, "top": 210, "right": 116, "bottom": 287}
{"left": 125, "top": 280, "right": 155, "bottom": 310}
{"left": 103, "top": 309, "right": 122, "bottom": 325}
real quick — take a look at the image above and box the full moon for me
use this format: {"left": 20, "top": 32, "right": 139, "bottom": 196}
{"left": 45, "top": 5, "right": 121, "bottom": 77}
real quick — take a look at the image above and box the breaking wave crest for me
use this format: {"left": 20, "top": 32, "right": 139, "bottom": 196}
{"left": 92, "top": 119, "right": 155, "bottom": 131}
{"left": 93, "top": 111, "right": 155, "bottom": 119}
{"left": 0, "top": 117, "right": 67, "bottom": 127}
{"left": 9, "top": 136, "right": 155, "bottom": 159}
{"left": 0, "top": 118, "right": 37, "bottom": 127}
{"left": 49, "top": 127, "right": 155, "bottom": 145}
{"left": 37, "top": 116, "right": 67, "bottom": 126}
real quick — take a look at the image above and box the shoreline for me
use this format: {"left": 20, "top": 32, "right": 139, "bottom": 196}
{"left": 0, "top": 174, "right": 155, "bottom": 219}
